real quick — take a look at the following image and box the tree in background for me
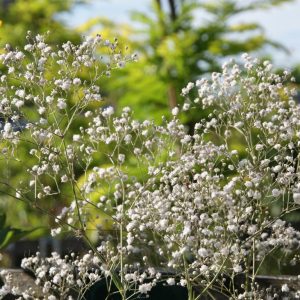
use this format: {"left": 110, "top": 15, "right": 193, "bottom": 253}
{"left": 0, "top": 0, "right": 80, "bottom": 47}
{"left": 85, "top": 0, "right": 293, "bottom": 121}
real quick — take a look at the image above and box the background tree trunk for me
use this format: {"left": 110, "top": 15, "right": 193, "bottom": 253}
{"left": 168, "top": 0, "right": 177, "bottom": 21}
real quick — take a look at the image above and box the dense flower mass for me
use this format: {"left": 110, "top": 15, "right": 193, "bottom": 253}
{"left": 1, "top": 34, "right": 300, "bottom": 299}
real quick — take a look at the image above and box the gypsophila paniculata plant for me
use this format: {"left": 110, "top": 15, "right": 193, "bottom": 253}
{"left": 1, "top": 34, "right": 300, "bottom": 299}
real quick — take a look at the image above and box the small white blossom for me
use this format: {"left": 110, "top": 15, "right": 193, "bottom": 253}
{"left": 73, "top": 134, "right": 81, "bottom": 142}
{"left": 73, "top": 78, "right": 81, "bottom": 85}
{"left": 182, "top": 102, "right": 190, "bottom": 111}
{"left": 15, "top": 51, "right": 25, "bottom": 60}
{"left": 16, "top": 89, "right": 25, "bottom": 98}
{"left": 103, "top": 106, "right": 114, "bottom": 117}
{"left": 281, "top": 284, "right": 289, "bottom": 293}
{"left": 172, "top": 107, "right": 179, "bottom": 116}
{"left": 166, "top": 278, "right": 175, "bottom": 285}
{"left": 293, "top": 193, "right": 300, "bottom": 205}
{"left": 61, "top": 175, "right": 68, "bottom": 183}
{"left": 198, "top": 248, "right": 208, "bottom": 258}
{"left": 3, "top": 123, "right": 12, "bottom": 133}
{"left": 255, "top": 144, "right": 264, "bottom": 151}
{"left": 272, "top": 165, "right": 282, "bottom": 173}
{"left": 118, "top": 154, "right": 125, "bottom": 163}
{"left": 233, "top": 265, "right": 242, "bottom": 273}
{"left": 272, "top": 189, "right": 281, "bottom": 197}
{"left": 38, "top": 106, "right": 46, "bottom": 115}
{"left": 15, "top": 100, "right": 24, "bottom": 108}
{"left": 139, "top": 283, "right": 152, "bottom": 294}
{"left": 24, "top": 44, "right": 34, "bottom": 51}
{"left": 51, "top": 228, "right": 61, "bottom": 237}
{"left": 57, "top": 99, "right": 67, "bottom": 110}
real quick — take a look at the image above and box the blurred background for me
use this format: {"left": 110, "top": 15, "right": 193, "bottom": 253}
{"left": 0, "top": 0, "right": 300, "bottom": 273}
{"left": 62, "top": 0, "right": 300, "bottom": 67}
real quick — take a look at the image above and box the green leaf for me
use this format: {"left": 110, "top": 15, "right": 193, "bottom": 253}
{"left": 229, "top": 23, "right": 262, "bottom": 32}
{"left": 0, "top": 226, "right": 39, "bottom": 250}
{"left": 0, "top": 228, "right": 11, "bottom": 248}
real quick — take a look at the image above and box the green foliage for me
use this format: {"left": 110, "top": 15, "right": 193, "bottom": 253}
{"left": 84, "top": 0, "right": 293, "bottom": 122}
{"left": 0, "top": 213, "right": 37, "bottom": 249}
{"left": 0, "top": 0, "right": 81, "bottom": 47}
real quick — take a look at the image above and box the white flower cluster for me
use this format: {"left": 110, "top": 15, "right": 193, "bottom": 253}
{"left": 1, "top": 34, "right": 300, "bottom": 299}
{"left": 0, "top": 252, "right": 102, "bottom": 299}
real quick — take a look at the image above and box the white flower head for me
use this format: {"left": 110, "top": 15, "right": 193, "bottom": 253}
{"left": 172, "top": 107, "right": 179, "bottom": 116}
{"left": 16, "top": 89, "right": 25, "bottom": 98}
{"left": 103, "top": 106, "right": 114, "bottom": 117}
{"left": 73, "top": 134, "right": 81, "bottom": 142}
{"left": 57, "top": 99, "right": 67, "bottom": 110}
{"left": 166, "top": 278, "right": 175, "bottom": 285}
{"left": 61, "top": 175, "right": 68, "bottom": 183}
{"left": 73, "top": 78, "right": 81, "bottom": 85}
{"left": 3, "top": 122, "right": 12, "bottom": 133}
{"left": 281, "top": 283, "right": 289, "bottom": 293}
{"left": 15, "top": 51, "right": 25, "bottom": 60}
{"left": 294, "top": 193, "right": 300, "bottom": 205}
{"left": 139, "top": 283, "right": 152, "bottom": 294}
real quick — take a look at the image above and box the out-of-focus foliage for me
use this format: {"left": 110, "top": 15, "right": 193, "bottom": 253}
{"left": 83, "top": 0, "right": 293, "bottom": 122}
{"left": 0, "top": 0, "right": 81, "bottom": 47}
{"left": 0, "top": 213, "right": 37, "bottom": 250}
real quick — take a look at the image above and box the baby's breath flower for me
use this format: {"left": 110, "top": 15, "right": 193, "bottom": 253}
{"left": 24, "top": 44, "right": 34, "bottom": 51}
{"left": 182, "top": 102, "right": 190, "bottom": 111}
{"left": 73, "top": 78, "right": 81, "bottom": 85}
{"left": 171, "top": 107, "right": 179, "bottom": 116}
{"left": 51, "top": 228, "right": 61, "bottom": 237}
{"left": 61, "top": 175, "right": 68, "bottom": 183}
{"left": 166, "top": 278, "right": 175, "bottom": 286}
{"left": 2, "top": 35, "right": 300, "bottom": 300}
{"left": 73, "top": 134, "right": 81, "bottom": 142}
{"left": 15, "top": 51, "right": 25, "bottom": 60}
{"left": 293, "top": 193, "right": 300, "bottom": 205}
{"left": 103, "top": 106, "right": 114, "bottom": 117}
{"left": 16, "top": 89, "right": 25, "bottom": 98}
{"left": 57, "top": 99, "right": 67, "bottom": 110}
{"left": 281, "top": 284, "right": 289, "bottom": 293}
{"left": 139, "top": 283, "right": 152, "bottom": 294}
